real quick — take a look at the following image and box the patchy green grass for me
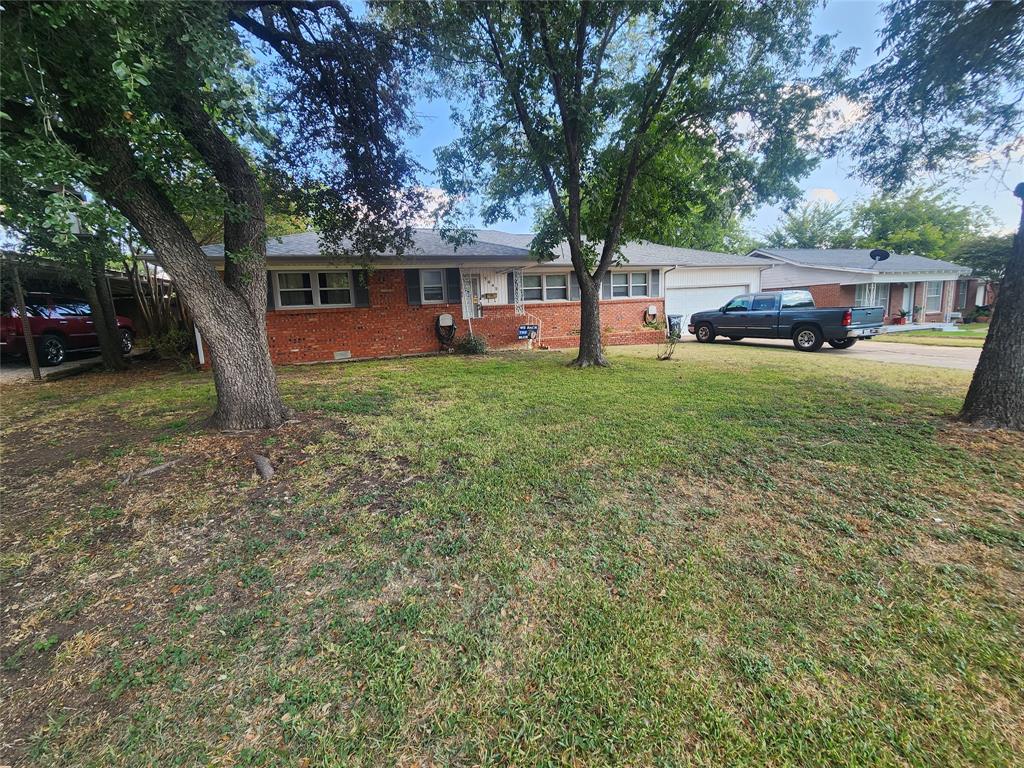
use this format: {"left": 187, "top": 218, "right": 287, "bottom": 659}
{"left": 2, "top": 346, "right": 1021, "bottom": 767}
{"left": 876, "top": 323, "right": 989, "bottom": 347}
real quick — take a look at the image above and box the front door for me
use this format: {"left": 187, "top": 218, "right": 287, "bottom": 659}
{"left": 462, "top": 273, "right": 483, "bottom": 319}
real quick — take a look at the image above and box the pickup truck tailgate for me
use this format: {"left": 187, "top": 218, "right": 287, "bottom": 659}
{"left": 850, "top": 306, "right": 884, "bottom": 328}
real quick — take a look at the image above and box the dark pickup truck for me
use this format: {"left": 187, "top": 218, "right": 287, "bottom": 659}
{"left": 687, "top": 289, "right": 884, "bottom": 352}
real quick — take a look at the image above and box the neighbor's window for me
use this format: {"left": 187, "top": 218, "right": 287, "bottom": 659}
{"left": 956, "top": 281, "right": 968, "bottom": 310}
{"left": 854, "top": 283, "right": 883, "bottom": 308}
{"left": 611, "top": 271, "right": 648, "bottom": 297}
{"left": 630, "top": 272, "right": 648, "bottom": 297}
{"left": 318, "top": 271, "right": 352, "bottom": 306}
{"left": 421, "top": 269, "right": 445, "bottom": 303}
{"left": 277, "top": 272, "right": 314, "bottom": 306}
{"left": 925, "top": 281, "right": 943, "bottom": 312}
{"left": 522, "top": 274, "right": 543, "bottom": 301}
{"left": 544, "top": 273, "right": 568, "bottom": 300}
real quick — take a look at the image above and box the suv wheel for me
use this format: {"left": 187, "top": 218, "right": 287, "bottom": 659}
{"left": 695, "top": 323, "right": 716, "bottom": 343}
{"left": 120, "top": 328, "right": 134, "bottom": 355}
{"left": 792, "top": 326, "right": 823, "bottom": 352}
{"left": 828, "top": 338, "right": 857, "bottom": 349}
{"left": 40, "top": 334, "right": 66, "bottom": 366}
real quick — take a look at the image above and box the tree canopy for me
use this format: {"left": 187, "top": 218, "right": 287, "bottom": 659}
{"left": 846, "top": 0, "right": 1024, "bottom": 187}
{"left": 2, "top": 0, "right": 426, "bottom": 428}
{"left": 396, "top": 0, "right": 851, "bottom": 365}
{"left": 764, "top": 188, "right": 990, "bottom": 259}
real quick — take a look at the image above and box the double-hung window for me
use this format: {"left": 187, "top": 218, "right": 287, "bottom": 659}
{"left": 277, "top": 272, "right": 315, "bottom": 307}
{"left": 522, "top": 273, "right": 570, "bottom": 301}
{"left": 421, "top": 269, "right": 445, "bottom": 303}
{"left": 544, "top": 274, "right": 568, "bottom": 300}
{"left": 275, "top": 271, "right": 354, "bottom": 308}
{"left": 925, "top": 281, "right": 943, "bottom": 313}
{"left": 318, "top": 272, "right": 352, "bottom": 306}
{"left": 611, "top": 271, "right": 649, "bottom": 297}
{"left": 522, "top": 274, "right": 544, "bottom": 301}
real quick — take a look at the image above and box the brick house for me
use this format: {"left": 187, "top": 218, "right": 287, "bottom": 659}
{"left": 748, "top": 248, "right": 972, "bottom": 324}
{"left": 202, "top": 229, "right": 768, "bottom": 364}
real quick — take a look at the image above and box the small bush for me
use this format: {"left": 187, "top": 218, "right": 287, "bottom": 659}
{"left": 454, "top": 334, "right": 488, "bottom": 354}
{"left": 151, "top": 327, "right": 193, "bottom": 364}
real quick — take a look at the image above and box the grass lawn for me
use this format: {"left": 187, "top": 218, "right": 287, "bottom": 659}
{"left": 2, "top": 345, "right": 1022, "bottom": 767}
{"left": 875, "top": 323, "right": 989, "bottom": 348}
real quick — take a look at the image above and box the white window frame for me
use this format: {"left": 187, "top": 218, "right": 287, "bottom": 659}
{"left": 273, "top": 270, "right": 355, "bottom": 309}
{"left": 925, "top": 281, "right": 943, "bottom": 313}
{"left": 420, "top": 269, "right": 446, "bottom": 304}
{"left": 522, "top": 274, "right": 544, "bottom": 302}
{"left": 610, "top": 271, "right": 650, "bottom": 298}
{"left": 854, "top": 282, "right": 883, "bottom": 308}
{"left": 630, "top": 271, "right": 649, "bottom": 297}
{"left": 543, "top": 273, "right": 569, "bottom": 301}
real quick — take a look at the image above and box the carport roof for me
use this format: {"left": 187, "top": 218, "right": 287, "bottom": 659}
{"left": 202, "top": 229, "right": 765, "bottom": 268}
{"left": 748, "top": 248, "right": 971, "bottom": 275}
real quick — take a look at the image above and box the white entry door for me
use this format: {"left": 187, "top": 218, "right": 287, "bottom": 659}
{"left": 665, "top": 285, "right": 749, "bottom": 327}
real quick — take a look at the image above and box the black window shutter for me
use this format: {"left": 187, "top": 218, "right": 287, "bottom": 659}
{"left": 601, "top": 273, "right": 612, "bottom": 299}
{"left": 507, "top": 272, "right": 515, "bottom": 304}
{"left": 569, "top": 272, "right": 581, "bottom": 301}
{"left": 650, "top": 269, "right": 660, "bottom": 297}
{"left": 266, "top": 271, "right": 275, "bottom": 311}
{"left": 405, "top": 269, "right": 421, "bottom": 305}
{"left": 353, "top": 270, "right": 371, "bottom": 307}
{"left": 445, "top": 268, "right": 461, "bottom": 304}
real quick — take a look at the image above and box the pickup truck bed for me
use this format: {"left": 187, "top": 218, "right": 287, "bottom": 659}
{"left": 686, "top": 289, "right": 884, "bottom": 352}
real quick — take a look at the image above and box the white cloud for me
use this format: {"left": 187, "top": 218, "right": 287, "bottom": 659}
{"left": 807, "top": 187, "right": 839, "bottom": 204}
{"left": 809, "top": 95, "right": 866, "bottom": 140}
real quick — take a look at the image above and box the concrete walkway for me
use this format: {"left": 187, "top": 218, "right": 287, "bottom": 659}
{"left": 720, "top": 337, "right": 981, "bottom": 371}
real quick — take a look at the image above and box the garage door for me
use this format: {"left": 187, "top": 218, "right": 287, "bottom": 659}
{"left": 665, "top": 285, "right": 748, "bottom": 328}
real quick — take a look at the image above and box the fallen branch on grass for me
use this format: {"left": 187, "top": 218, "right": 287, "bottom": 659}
{"left": 252, "top": 454, "right": 275, "bottom": 481}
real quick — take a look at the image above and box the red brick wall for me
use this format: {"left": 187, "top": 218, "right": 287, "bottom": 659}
{"left": 772, "top": 283, "right": 856, "bottom": 308}
{"left": 262, "top": 269, "right": 665, "bottom": 364}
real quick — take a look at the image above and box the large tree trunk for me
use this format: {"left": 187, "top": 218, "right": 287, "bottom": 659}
{"left": 571, "top": 277, "right": 609, "bottom": 367}
{"left": 960, "top": 187, "right": 1024, "bottom": 430}
{"left": 69, "top": 124, "right": 289, "bottom": 431}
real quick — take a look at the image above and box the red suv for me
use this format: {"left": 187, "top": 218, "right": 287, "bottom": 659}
{"left": 1, "top": 293, "right": 135, "bottom": 366}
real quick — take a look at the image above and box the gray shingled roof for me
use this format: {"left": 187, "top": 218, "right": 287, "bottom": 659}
{"left": 202, "top": 229, "right": 534, "bottom": 263}
{"left": 750, "top": 248, "right": 970, "bottom": 274}
{"left": 202, "top": 228, "right": 762, "bottom": 269}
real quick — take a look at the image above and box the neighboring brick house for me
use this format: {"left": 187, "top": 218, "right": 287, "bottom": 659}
{"left": 202, "top": 229, "right": 766, "bottom": 365}
{"left": 748, "top": 248, "right": 972, "bottom": 324}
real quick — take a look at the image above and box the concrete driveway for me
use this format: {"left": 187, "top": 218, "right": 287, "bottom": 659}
{"left": 715, "top": 337, "right": 981, "bottom": 370}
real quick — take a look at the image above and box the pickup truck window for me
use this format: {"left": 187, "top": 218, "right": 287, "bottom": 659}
{"left": 751, "top": 295, "right": 776, "bottom": 311}
{"left": 781, "top": 290, "right": 814, "bottom": 309}
{"left": 723, "top": 296, "right": 751, "bottom": 311}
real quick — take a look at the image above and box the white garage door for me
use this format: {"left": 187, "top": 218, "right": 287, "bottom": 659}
{"left": 665, "top": 285, "right": 749, "bottom": 327}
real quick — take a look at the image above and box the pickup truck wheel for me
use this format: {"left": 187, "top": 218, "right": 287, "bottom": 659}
{"left": 792, "top": 326, "right": 823, "bottom": 352}
{"left": 695, "top": 323, "right": 716, "bottom": 343}
{"left": 828, "top": 338, "right": 857, "bottom": 349}
{"left": 39, "top": 334, "right": 66, "bottom": 366}
{"left": 120, "top": 328, "right": 134, "bottom": 355}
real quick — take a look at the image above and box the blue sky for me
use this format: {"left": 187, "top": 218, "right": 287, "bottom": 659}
{"left": 404, "top": 1, "right": 1022, "bottom": 238}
